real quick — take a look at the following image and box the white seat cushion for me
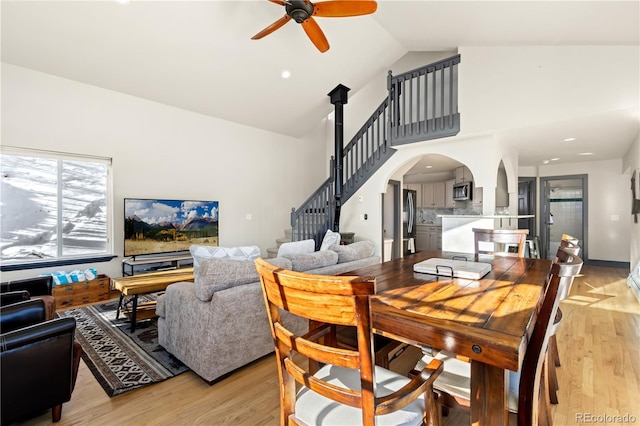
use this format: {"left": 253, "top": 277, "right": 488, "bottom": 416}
{"left": 295, "top": 364, "right": 427, "bottom": 426}
{"left": 416, "top": 352, "right": 520, "bottom": 413}
{"left": 277, "top": 239, "right": 316, "bottom": 257}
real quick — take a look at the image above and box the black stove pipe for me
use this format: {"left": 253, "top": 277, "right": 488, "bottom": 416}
{"left": 328, "top": 84, "right": 350, "bottom": 232}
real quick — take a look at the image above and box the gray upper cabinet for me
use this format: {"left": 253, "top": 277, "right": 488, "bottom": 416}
{"left": 445, "top": 179, "right": 456, "bottom": 208}
{"left": 422, "top": 182, "right": 446, "bottom": 208}
{"left": 455, "top": 166, "right": 473, "bottom": 183}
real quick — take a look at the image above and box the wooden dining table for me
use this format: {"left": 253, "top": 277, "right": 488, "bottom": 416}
{"left": 343, "top": 250, "right": 552, "bottom": 426}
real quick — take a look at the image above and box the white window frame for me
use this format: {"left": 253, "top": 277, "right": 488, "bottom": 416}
{"left": 1, "top": 146, "right": 115, "bottom": 270}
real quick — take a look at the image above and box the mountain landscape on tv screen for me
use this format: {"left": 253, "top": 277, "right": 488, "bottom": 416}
{"left": 124, "top": 199, "right": 218, "bottom": 257}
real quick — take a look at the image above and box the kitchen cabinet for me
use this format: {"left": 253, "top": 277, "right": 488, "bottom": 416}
{"left": 422, "top": 182, "right": 446, "bottom": 208}
{"left": 416, "top": 226, "right": 429, "bottom": 251}
{"left": 416, "top": 225, "right": 441, "bottom": 251}
{"left": 445, "top": 179, "right": 456, "bottom": 208}
{"left": 455, "top": 166, "right": 473, "bottom": 183}
{"left": 405, "top": 183, "right": 422, "bottom": 208}
{"left": 473, "top": 186, "right": 483, "bottom": 206}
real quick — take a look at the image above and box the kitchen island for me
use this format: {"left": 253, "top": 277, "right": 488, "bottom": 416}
{"left": 439, "top": 215, "right": 535, "bottom": 253}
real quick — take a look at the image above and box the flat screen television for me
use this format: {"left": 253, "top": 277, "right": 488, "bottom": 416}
{"left": 124, "top": 198, "right": 219, "bottom": 258}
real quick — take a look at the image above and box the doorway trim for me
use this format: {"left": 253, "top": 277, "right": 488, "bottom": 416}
{"left": 539, "top": 174, "right": 588, "bottom": 261}
{"left": 382, "top": 180, "right": 401, "bottom": 261}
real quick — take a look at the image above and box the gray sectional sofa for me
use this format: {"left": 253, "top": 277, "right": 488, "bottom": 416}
{"left": 156, "top": 241, "right": 380, "bottom": 383}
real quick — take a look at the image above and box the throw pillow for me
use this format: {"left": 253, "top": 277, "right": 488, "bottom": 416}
{"left": 319, "top": 229, "right": 341, "bottom": 251}
{"left": 282, "top": 250, "right": 339, "bottom": 272}
{"left": 190, "top": 245, "right": 261, "bottom": 276}
{"left": 329, "top": 240, "right": 375, "bottom": 264}
{"left": 276, "top": 239, "right": 315, "bottom": 258}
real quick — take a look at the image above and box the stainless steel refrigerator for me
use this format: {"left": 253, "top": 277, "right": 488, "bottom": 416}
{"left": 402, "top": 189, "right": 417, "bottom": 256}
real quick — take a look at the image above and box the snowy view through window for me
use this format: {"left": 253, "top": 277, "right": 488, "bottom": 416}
{"left": 1, "top": 154, "right": 109, "bottom": 264}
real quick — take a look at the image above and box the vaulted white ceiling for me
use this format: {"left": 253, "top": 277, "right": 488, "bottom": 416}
{"left": 2, "top": 1, "right": 639, "bottom": 168}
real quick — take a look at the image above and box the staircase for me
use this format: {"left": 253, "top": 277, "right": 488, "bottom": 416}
{"left": 284, "top": 55, "right": 461, "bottom": 250}
{"left": 266, "top": 228, "right": 293, "bottom": 258}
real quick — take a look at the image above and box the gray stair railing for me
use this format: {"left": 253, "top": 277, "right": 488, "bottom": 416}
{"left": 291, "top": 55, "right": 461, "bottom": 245}
{"left": 290, "top": 157, "right": 335, "bottom": 248}
{"left": 388, "top": 54, "right": 461, "bottom": 146}
{"left": 342, "top": 97, "right": 395, "bottom": 203}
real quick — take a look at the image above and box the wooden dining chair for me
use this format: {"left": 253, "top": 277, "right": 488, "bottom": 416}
{"left": 472, "top": 228, "right": 529, "bottom": 258}
{"left": 548, "top": 239, "right": 582, "bottom": 404}
{"left": 255, "top": 258, "right": 444, "bottom": 426}
{"left": 412, "top": 251, "right": 583, "bottom": 426}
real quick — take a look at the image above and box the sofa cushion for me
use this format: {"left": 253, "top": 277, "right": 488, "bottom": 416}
{"left": 329, "top": 240, "right": 375, "bottom": 264}
{"left": 282, "top": 250, "right": 338, "bottom": 272}
{"left": 195, "top": 259, "right": 259, "bottom": 302}
{"left": 277, "top": 239, "right": 315, "bottom": 258}
{"left": 190, "top": 245, "right": 261, "bottom": 276}
{"left": 194, "top": 257, "right": 293, "bottom": 302}
{"left": 319, "top": 229, "right": 341, "bottom": 251}
{"left": 261, "top": 257, "right": 293, "bottom": 271}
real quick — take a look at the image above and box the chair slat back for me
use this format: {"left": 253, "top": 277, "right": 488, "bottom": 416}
{"left": 473, "top": 228, "right": 529, "bottom": 258}
{"left": 517, "top": 250, "right": 582, "bottom": 426}
{"left": 559, "top": 235, "right": 581, "bottom": 257}
{"left": 555, "top": 246, "right": 582, "bottom": 301}
{"left": 255, "top": 258, "right": 378, "bottom": 424}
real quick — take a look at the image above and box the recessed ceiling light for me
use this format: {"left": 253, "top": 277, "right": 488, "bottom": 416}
{"left": 543, "top": 160, "right": 550, "bottom": 164}
{"left": 550, "top": 158, "right": 560, "bottom": 161}
{"left": 563, "top": 137, "right": 576, "bottom": 142}
{"left": 281, "top": 70, "right": 291, "bottom": 79}
{"left": 425, "top": 165, "right": 433, "bottom": 169}
{"left": 578, "top": 152, "right": 594, "bottom": 156}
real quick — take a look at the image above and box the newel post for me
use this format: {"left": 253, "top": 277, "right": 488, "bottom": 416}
{"left": 328, "top": 84, "right": 350, "bottom": 232}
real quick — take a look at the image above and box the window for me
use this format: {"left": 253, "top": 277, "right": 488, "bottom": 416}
{"left": 1, "top": 147, "right": 114, "bottom": 270}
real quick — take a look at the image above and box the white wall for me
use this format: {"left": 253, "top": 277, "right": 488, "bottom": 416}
{"left": 538, "top": 160, "right": 630, "bottom": 263}
{"left": 458, "top": 46, "right": 639, "bottom": 134}
{"left": 1, "top": 63, "right": 326, "bottom": 280}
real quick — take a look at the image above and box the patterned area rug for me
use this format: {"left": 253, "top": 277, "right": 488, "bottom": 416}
{"left": 58, "top": 295, "right": 188, "bottom": 396}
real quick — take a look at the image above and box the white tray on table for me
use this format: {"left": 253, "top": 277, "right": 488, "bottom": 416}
{"left": 413, "top": 258, "right": 492, "bottom": 279}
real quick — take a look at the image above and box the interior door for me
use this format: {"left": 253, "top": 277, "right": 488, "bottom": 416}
{"left": 518, "top": 178, "right": 536, "bottom": 236}
{"left": 540, "top": 175, "right": 587, "bottom": 260}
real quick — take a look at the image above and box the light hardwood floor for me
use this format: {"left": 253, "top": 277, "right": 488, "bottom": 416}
{"left": 26, "top": 265, "right": 639, "bottom": 426}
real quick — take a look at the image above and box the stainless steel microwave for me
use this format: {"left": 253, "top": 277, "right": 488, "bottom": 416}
{"left": 453, "top": 181, "right": 473, "bottom": 201}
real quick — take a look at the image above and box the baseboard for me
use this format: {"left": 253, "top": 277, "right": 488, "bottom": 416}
{"left": 584, "top": 259, "right": 630, "bottom": 269}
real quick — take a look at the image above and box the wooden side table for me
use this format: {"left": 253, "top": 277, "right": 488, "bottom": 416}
{"left": 111, "top": 268, "right": 194, "bottom": 332}
{"left": 52, "top": 274, "right": 111, "bottom": 308}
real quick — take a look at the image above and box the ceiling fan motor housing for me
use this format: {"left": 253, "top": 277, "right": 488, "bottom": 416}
{"left": 286, "top": 1, "right": 315, "bottom": 23}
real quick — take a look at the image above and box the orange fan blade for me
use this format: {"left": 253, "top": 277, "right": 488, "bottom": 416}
{"left": 268, "top": 0, "right": 290, "bottom": 6}
{"left": 251, "top": 15, "right": 292, "bottom": 40}
{"left": 313, "top": 1, "right": 377, "bottom": 17}
{"left": 301, "top": 17, "right": 329, "bottom": 52}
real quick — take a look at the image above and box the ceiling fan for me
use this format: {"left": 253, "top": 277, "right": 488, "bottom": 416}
{"left": 251, "top": 0, "right": 378, "bottom": 53}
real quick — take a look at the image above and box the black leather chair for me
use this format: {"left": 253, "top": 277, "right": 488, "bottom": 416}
{"left": 0, "top": 276, "right": 56, "bottom": 320}
{"left": 0, "top": 299, "right": 81, "bottom": 424}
